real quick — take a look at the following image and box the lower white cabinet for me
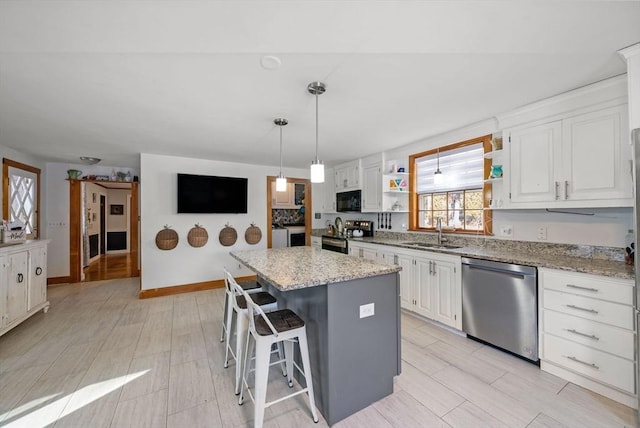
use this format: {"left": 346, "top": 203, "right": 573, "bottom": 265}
{"left": 1, "top": 240, "right": 49, "bottom": 337}
{"left": 539, "top": 268, "right": 636, "bottom": 407}
{"left": 311, "top": 236, "right": 321, "bottom": 249}
{"left": 348, "top": 241, "right": 462, "bottom": 330}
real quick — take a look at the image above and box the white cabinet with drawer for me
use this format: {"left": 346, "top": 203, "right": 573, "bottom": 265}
{"left": 539, "top": 268, "right": 636, "bottom": 407}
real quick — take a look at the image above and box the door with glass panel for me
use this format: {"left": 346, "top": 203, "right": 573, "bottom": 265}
{"left": 3, "top": 159, "right": 40, "bottom": 239}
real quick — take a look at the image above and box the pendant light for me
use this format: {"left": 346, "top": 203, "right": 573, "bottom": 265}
{"left": 433, "top": 148, "right": 444, "bottom": 185}
{"left": 308, "top": 81, "right": 326, "bottom": 183}
{"left": 274, "top": 118, "right": 288, "bottom": 192}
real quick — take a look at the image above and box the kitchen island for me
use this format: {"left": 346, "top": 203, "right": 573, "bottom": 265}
{"left": 230, "top": 247, "right": 401, "bottom": 426}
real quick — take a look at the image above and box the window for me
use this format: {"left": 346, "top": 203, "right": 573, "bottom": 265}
{"left": 409, "top": 135, "right": 492, "bottom": 234}
{"left": 2, "top": 159, "right": 41, "bottom": 239}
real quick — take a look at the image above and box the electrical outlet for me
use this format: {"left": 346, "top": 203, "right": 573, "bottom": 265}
{"left": 401, "top": 224, "right": 407, "bottom": 231}
{"left": 537, "top": 226, "right": 547, "bottom": 240}
{"left": 359, "top": 303, "right": 375, "bottom": 318}
{"left": 500, "top": 225, "right": 513, "bottom": 237}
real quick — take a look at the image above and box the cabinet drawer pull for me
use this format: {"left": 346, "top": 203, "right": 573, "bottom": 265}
{"left": 564, "top": 180, "right": 569, "bottom": 200}
{"left": 17, "top": 273, "right": 24, "bottom": 283}
{"left": 566, "top": 304, "right": 598, "bottom": 314}
{"left": 35, "top": 267, "right": 43, "bottom": 276}
{"left": 565, "top": 284, "right": 598, "bottom": 292}
{"left": 428, "top": 261, "right": 433, "bottom": 275}
{"left": 566, "top": 328, "right": 599, "bottom": 341}
{"left": 555, "top": 181, "right": 560, "bottom": 200}
{"left": 565, "top": 355, "right": 599, "bottom": 370}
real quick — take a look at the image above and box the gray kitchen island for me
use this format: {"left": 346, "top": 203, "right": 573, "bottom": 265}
{"left": 230, "top": 247, "right": 401, "bottom": 426}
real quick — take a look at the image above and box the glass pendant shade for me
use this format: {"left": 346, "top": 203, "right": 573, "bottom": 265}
{"left": 310, "top": 161, "right": 325, "bottom": 183}
{"left": 433, "top": 170, "right": 444, "bottom": 185}
{"left": 276, "top": 175, "right": 287, "bottom": 192}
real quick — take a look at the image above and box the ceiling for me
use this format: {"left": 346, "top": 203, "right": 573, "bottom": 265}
{"left": 0, "top": 1, "right": 638, "bottom": 170}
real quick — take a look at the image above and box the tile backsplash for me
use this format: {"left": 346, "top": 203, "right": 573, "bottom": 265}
{"left": 272, "top": 209, "right": 305, "bottom": 225}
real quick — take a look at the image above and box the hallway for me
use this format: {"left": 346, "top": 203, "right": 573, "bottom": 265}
{"left": 82, "top": 253, "right": 138, "bottom": 282}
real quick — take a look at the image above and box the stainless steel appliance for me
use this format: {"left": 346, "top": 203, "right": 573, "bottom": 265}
{"left": 632, "top": 127, "right": 640, "bottom": 409}
{"left": 321, "top": 235, "right": 348, "bottom": 253}
{"left": 321, "top": 220, "right": 374, "bottom": 253}
{"left": 336, "top": 190, "right": 361, "bottom": 212}
{"left": 286, "top": 226, "right": 306, "bottom": 247}
{"left": 462, "top": 257, "right": 539, "bottom": 362}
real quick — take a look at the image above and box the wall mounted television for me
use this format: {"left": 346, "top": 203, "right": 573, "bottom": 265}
{"left": 177, "top": 173, "right": 248, "bottom": 214}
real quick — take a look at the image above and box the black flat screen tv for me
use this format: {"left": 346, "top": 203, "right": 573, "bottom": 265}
{"left": 177, "top": 173, "right": 248, "bottom": 214}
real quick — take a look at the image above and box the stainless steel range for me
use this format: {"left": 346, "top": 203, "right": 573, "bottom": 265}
{"left": 321, "top": 220, "right": 374, "bottom": 254}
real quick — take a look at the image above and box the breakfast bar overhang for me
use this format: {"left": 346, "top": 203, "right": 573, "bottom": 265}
{"left": 230, "top": 247, "right": 402, "bottom": 426}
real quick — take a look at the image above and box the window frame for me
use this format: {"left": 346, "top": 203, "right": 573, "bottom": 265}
{"left": 409, "top": 134, "right": 493, "bottom": 235}
{"left": 2, "top": 158, "right": 41, "bottom": 239}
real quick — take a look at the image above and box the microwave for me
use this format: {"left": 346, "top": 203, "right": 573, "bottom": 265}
{"left": 336, "top": 190, "right": 361, "bottom": 212}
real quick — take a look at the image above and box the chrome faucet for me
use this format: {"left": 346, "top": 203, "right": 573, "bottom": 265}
{"left": 436, "top": 218, "right": 448, "bottom": 245}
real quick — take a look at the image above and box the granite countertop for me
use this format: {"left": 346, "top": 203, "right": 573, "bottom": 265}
{"left": 230, "top": 247, "right": 401, "bottom": 291}
{"left": 351, "top": 237, "right": 635, "bottom": 280}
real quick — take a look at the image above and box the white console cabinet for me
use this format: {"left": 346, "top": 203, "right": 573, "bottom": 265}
{"left": 1, "top": 240, "right": 49, "bottom": 337}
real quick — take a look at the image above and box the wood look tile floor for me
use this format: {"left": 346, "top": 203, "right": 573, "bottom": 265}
{"left": 0, "top": 278, "right": 637, "bottom": 427}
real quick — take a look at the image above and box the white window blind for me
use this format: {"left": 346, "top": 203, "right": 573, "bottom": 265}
{"left": 416, "top": 143, "right": 484, "bottom": 193}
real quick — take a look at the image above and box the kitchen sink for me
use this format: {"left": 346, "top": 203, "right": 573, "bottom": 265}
{"left": 400, "top": 242, "right": 461, "bottom": 250}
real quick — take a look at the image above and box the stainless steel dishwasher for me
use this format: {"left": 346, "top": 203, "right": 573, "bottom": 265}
{"left": 462, "top": 257, "right": 538, "bottom": 362}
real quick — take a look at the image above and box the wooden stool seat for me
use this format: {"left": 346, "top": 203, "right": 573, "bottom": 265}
{"left": 255, "top": 309, "right": 304, "bottom": 336}
{"left": 236, "top": 292, "right": 276, "bottom": 309}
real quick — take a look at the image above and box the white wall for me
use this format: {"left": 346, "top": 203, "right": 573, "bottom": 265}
{"left": 107, "top": 189, "right": 130, "bottom": 232}
{"left": 45, "top": 161, "right": 140, "bottom": 278}
{"left": 140, "top": 153, "right": 309, "bottom": 290}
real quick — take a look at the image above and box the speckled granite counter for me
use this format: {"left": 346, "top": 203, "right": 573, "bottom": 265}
{"left": 348, "top": 237, "right": 634, "bottom": 280}
{"left": 230, "top": 246, "right": 401, "bottom": 291}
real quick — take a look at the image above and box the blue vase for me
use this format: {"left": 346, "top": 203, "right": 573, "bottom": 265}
{"left": 490, "top": 165, "right": 503, "bottom": 179}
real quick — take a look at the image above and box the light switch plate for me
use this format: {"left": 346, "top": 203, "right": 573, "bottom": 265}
{"left": 359, "top": 303, "right": 375, "bottom": 318}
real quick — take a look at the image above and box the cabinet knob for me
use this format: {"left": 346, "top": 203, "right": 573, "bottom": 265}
{"left": 17, "top": 273, "right": 24, "bottom": 283}
{"left": 35, "top": 267, "right": 43, "bottom": 276}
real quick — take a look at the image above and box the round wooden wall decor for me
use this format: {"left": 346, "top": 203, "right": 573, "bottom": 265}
{"left": 187, "top": 224, "right": 209, "bottom": 248}
{"left": 155, "top": 226, "right": 179, "bottom": 250}
{"left": 219, "top": 224, "right": 238, "bottom": 247}
{"left": 245, "top": 223, "right": 262, "bottom": 245}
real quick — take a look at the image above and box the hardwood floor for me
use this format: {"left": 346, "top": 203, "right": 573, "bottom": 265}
{"left": 83, "top": 253, "right": 138, "bottom": 282}
{"left": 0, "top": 278, "right": 637, "bottom": 427}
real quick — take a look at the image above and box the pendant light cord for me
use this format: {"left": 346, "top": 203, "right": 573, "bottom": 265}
{"left": 315, "top": 93, "right": 319, "bottom": 162}
{"left": 436, "top": 148, "right": 440, "bottom": 170}
{"left": 279, "top": 125, "right": 284, "bottom": 175}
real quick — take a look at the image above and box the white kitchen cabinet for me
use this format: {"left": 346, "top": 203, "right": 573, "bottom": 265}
{"left": 408, "top": 251, "right": 461, "bottom": 329}
{"left": 322, "top": 167, "right": 336, "bottom": 213}
{"left": 1, "top": 240, "right": 50, "bottom": 337}
{"left": 348, "top": 242, "right": 461, "bottom": 330}
{"left": 28, "top": 244, "right": 47, "bottom": 310}
{"left": 311, "top": 236, "right": 321, "bottom": 249}
{"left": 538, "top": 268, "right": 636, "bottom": 407}
{"left": 362, "top": 163, "right": 382, "bottom": 212}
{"left": 334, "top": 159, "right": 361, "bottom": 192}
{"left": 271, "top": 182, "right": 305, "bottom": 209}
{"left": 5, "top": 250, "right": 28, "bottom": 325}
{"left": 507, "top": 104, "right": 631, "bottom": 208}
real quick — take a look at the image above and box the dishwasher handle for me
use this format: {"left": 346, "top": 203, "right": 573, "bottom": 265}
{"left": 464, "top": 263, "right": 529, "bottom": 280}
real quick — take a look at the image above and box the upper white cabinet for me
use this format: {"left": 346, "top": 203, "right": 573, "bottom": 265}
{"left": 506, "top": 103, "right": 631, "bottom": 208}
{"left": 362, "top": 163, "right": 382, "bottom": 212}
{"left": 271, "top": 182, "right": 304, "bottom": 209}
{"left": 334, "top": 159, "right": 361, "bottom": 192}
{"left": 321, "top": 167, "right": 336, "bottom": 213}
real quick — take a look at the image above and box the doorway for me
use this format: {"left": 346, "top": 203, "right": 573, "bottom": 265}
{"left": 69, "top": 180, "right": 139, "bottom": 283}
{"left": 266, "top": 176, "right": 312, "bottom": 248}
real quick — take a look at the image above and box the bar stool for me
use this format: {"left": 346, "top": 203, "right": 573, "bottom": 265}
{"left": 223, "top": 270, "right": 280, "bottom": 395}
{"left": 238, "top": 287, "right": 319, "bottom": 428}
{"left": 220, "top": 274, "right": 261, "bottom": 343}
